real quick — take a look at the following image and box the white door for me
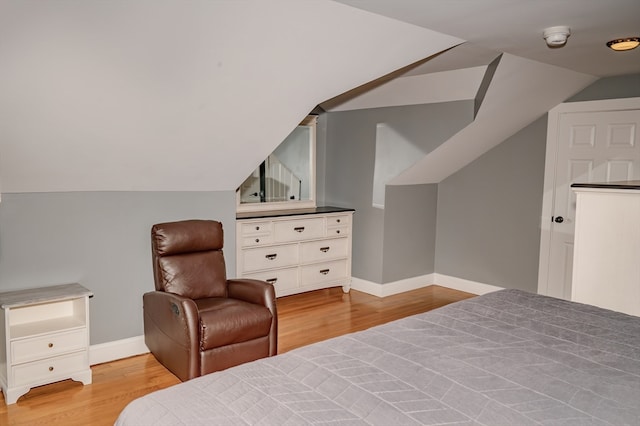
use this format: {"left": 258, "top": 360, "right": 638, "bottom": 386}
{"left": 538, "top": 98, "right": 640, "bottom": 299}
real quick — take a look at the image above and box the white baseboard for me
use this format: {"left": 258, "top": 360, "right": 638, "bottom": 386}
{"left": 351, "top": 273, "right": 435, "bottom": 297}
{"left": 351, "top": 273, "right": 502, "bottom": 297}
{"left": 89, "top": 335, "right": 149, "bottom": 366}
{"left": 89, "top": 274, "right": 502, "bottom": 366}
{"left": 432, "top": 273, "right": 503, "bottom": 295}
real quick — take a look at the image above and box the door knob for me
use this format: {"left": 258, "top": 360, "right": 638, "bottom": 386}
{"left": 554, "top": 216, "right": 564, "bottom": 223}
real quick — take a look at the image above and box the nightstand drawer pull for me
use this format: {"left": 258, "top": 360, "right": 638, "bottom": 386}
{"left": 320, "top": 269, "right": 330, "bottom": 275}
{"left": 48, "top": 343, "right": 53, "bottom": 348}
{"left": 266, "top": 278, "right": 278, "bottom": 285}
{"left": 265, "top": 253, "right": 277, "bottom": 260}
{"left": 49, "top": 366, "right": 54, "bottom": 372}
{"left": 320, "top": 246, "right": 330, "bottom": 253}
{"left": 294, "top": 226, "right": 305, "bottom": 233}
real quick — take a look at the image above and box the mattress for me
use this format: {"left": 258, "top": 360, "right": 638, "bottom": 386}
{"left": 115, "top": 289, "right": 640, "bottom": 425}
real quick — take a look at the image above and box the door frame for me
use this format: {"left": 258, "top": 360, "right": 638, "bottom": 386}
{"left": 537, "top": 96, "right": 640, "bottom": 296}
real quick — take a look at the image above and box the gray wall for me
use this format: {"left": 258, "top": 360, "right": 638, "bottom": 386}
{"left": 435, "top": 116, "right": 547, "bottom": 291}
{"left": 567, "top": 74, "right": 640, "bottom": 102}
{"left": 2, "top": 74, "right": 637, "bottom": 348}
{"left": 324, "top": 100, "right": 474, "bottom": 283}
{"left": 0, "top": 191, "right": 236, "bottom": 344}
{"left": 383, "top": 184, "right": 438, "bottom": 282}
{"left": 434, "top": 72, "right": 640, "bottom": 292}
{"left": 324, "top": 73, "right": 640, "bottom": 291}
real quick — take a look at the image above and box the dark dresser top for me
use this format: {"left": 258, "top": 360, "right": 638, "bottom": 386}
{"left": 237, "top": 206, "right": 354, "bottom": 220}
{"left": 571, "top": 180, "right": 640, "bottom": 190}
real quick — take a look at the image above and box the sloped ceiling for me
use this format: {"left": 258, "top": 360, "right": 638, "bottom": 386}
{"left": 0, "top": 0, "right": 462, "bottom": 193}
{"left": 391, "top": 54, "right": 596, "bottom": 185}
{"left": 335, "top": 0, "right": 640, "bottom": 78}
{"left": 1, "top": 0, "right": 637, "bottom": 194}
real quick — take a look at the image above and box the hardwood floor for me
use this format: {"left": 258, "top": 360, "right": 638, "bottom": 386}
{"left": 0, "top": 285, "right": 475, "bottom": 426}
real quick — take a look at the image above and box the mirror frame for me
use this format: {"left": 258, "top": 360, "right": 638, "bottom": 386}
{"left": 236, "top": 115, "right": 317, "bottom": 213}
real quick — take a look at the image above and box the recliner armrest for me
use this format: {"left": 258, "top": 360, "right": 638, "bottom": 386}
{"left": 227, "top": 279, "right": 276, "bottom": 312}
{"left": 227, "top": 279, "right": 278, "bottom": 356}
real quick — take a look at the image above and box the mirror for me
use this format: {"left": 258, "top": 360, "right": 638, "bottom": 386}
{"left": 237, "top": 115, "right": 316, "bottom": 212}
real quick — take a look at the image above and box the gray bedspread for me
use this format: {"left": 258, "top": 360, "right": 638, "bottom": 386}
{"left": 115, "top": 289, "right": 640, "bottom": 425}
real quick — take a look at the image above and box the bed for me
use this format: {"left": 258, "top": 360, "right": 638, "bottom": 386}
{"left": 116, "top": 289, "right": 640, "bottom": 425}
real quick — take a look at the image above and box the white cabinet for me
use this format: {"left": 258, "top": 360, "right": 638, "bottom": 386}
{"left": 0, "top": 283, "right": 93, "bottom": 404}
{"left": 237, "top": 208, "right": 354, "bottom": 297}
{"left": 571, "top": 182, "right": 640, "bottom": 316}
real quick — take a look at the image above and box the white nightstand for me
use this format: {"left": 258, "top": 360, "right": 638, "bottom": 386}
{"left": 0, "top": 283, "right": 93, "bottom": 404}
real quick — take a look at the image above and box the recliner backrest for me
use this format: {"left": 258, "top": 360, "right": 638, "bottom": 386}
{"left": 151, "top": 220, "right": 228, "bottom": 299}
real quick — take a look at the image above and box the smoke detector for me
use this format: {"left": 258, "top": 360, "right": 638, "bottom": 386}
{"left": 543, "top": 26, "right": 571, "bottom": 47}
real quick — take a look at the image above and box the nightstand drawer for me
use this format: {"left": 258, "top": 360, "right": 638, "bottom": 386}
{"left": 242, "top": 244, "right": 299, "bottom": 272}
{"left": 300, "top": 238, "right": 348, "bottom": 262}
{"left": 12, "top": 351, "right": 88, "bottom": 387}
{"left": 274, "top": 218, "right": 324, "bottom": 242}
{"left": 11, "top": 329, "right": 87, "bottom": 365}
{"left": 301, "top": 259, "right": 348, "bottom": 286}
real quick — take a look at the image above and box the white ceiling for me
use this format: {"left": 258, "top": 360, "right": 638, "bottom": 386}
{"left": 336, "top": 0, "right": 640, "bottom": 77}
{"left": 0, "top": 0, "right": 463, "bottom": 193}
{"left": 0, "top": 1, "right": 637, "bottom": 194}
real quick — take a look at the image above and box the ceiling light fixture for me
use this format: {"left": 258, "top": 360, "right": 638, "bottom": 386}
{"left": 543, "top": 26, "right": 571, "bottom": 47}
{"left": 606, "top": 37, "right": 640, "bottom": 51}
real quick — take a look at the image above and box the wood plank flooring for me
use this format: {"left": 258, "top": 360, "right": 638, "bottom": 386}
{"left": 0, "top": 285, "right": 475, "bottom": 426}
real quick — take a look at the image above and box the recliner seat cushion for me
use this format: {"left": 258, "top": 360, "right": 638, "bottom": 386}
{"left": 196, "top": 298, "right": 273, "bottom": 350}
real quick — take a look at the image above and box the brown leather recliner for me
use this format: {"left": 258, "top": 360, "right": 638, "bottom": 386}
{"left": 143, "top": 219, "right": 277, "bottom": 381}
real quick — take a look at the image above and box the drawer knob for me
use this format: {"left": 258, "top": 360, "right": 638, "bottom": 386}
{"left": 337, "top": 219, "right": 341, "bottom": 223}
{"left": 294, "top": 226, "right": 305, "bottom": 233}
{"left": 48, "top": 343, "right": 54, "bottom": 348}
{"left": 336, "top": 230, "right": 341, "bottom": 234}
{"left": 265, "top": 253, "right": 277, "bottom": 260}
{"left": 255, "top": 238, "right": 260, "bottom": 243}
{"left": 320, "top": 246, "right": 330, "bottom": 253}
{"left": 255, "top": 226, "right": 260, "bottom": 230}
{"left": 320, "top": 269, "right": 330, "bottom": 275}
{"left": 49, "top": 366, "right": 54, "bottom": 372}
{"left": 266, "top": 278, "right": 278, "bottom": 284}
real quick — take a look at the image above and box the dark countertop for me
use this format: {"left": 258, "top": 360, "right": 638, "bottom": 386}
{"left": 237, "top": 205, "right": 355, "bottom": 220}
{"left": 571, "top": 180, "right": 640, "bottom": 190}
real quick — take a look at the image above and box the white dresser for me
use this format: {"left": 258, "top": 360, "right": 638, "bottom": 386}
{"left": 0, "top": 283, "right": 93, "bottom": 404}
{"left": 236, "top": 207, "right": 354, "bottom": 297}
{"left": 571, "top": 182, "right": 640, "bottom": 316}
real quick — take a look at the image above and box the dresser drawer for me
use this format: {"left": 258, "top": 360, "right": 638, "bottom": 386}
{"left": 300, "top": 259, "right": 348, "bottom": 286}
{"left": 243, "top": 267, "right": 299, "bottom": 294}
{"left": 326, "top": 214, "right": 351, "bottom": 228}
{"left": 239, "top": 221, "right": 272, "bottom": 237}
{"left": 242, "top": 244, "right": 299, "bottom": 272}
{"left": 326, "top": 225, "right": 349, "bottom": 237}
{"left": 241, "top": 234, "right": 274, "bottom": 247}
{"left": 300, "top": 238, "right": 348, "bottom": 263}
{"left": 11, "top": 328, "right": 87, "bottom": 365}
{"left": 274, "top": 218, "right": 324, "bottom": 242}
{"left": 12, "top": 351, "right": 88, "bottom": 387}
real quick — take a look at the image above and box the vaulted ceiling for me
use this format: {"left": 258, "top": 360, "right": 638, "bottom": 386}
{"left": 0, "top": 0, "right": 637, "bottom": 194}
